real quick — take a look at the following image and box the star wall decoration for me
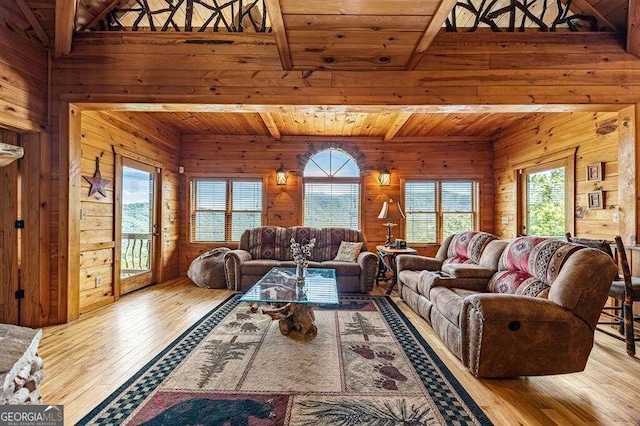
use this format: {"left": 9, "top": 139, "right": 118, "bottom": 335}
{"left": 84, "top": 157, "right": 111, "bottom": 199}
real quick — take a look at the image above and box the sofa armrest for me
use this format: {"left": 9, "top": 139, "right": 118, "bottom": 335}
{"left": 461, "top": 293, "right": 594, "bottom": 378}
{"left": 396, "top": 255, "right": 442, "bottom": 274}
{"left": 357, "top": 251, "right": 379, "bottom": 293}
{"left": 224, "top": 250, "right": 252, "bottom": 291}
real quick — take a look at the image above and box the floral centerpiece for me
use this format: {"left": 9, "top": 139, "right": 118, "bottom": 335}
{"left": 290, "top": 237, "right": 316, "bottom": 282}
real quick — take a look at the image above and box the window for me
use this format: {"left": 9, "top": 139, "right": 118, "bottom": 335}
{"left": 404, "top": 180, "right": 480, "bottom": 243}
{"left": 521, "top": 163, "right": 568, "bottom": 237}
{"left": 190, "top": 178, "right": 263, "bottom": 242}
{"left": 303, "top": 149, "right": 361, "bottom": 229}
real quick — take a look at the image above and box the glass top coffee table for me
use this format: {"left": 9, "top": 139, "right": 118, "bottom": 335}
{"left": 240, "top": 267, "right": 339, "bottom": 341}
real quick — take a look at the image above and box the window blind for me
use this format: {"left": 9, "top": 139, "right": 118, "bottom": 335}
{"left": 304, "top": 182, "right": 360, "bottom": 229}
{"left": 231, "top": 181, "right": 263, "bottom": 241}
{"left": 441, "top": 181, "right": 475, "bottom": 239}
{"left": 190, "top": 178, "right": 263, "bottom": 242}
{"left": 405, "top": 182, "right": 437, "bottom": 243}
{"left": 405, "top": 180, "right": 479, "bottom": 243}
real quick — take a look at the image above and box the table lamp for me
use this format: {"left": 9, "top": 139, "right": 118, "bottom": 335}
{"left": 378, "top": 198, "right": 405, "bottom": 247}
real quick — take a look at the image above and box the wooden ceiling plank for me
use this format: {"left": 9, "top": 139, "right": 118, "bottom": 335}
{"left": 259, "top": 112, "right": 282, "bottom": 140}
{"left": 561, "top": 0, "right": 617, "bottom": 32}
{"left": 406, "top": 0, "right": 458, "bottom": 70}
{"left": 384, "top": 113, "right": 412, "bottom": 141}
{"left": 16, "top": 0, "right": 50, "bottom": 47}
{"left": 628, "top": 0, "right": 640, "bottom": 57}
{"left": 80, "top": 0, "right": 120, "bottom": 31}
{"left": 55, "top": 0, "right": 77, "bottom": 57}
{"left": 263, "top": 0, "right": 293, "bottom": 70}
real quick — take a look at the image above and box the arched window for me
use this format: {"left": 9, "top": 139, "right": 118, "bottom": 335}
{"left": 303, "top": 149, "right": 361, "bottom": 229}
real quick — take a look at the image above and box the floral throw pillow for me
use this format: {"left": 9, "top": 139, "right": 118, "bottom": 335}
{"left": 334, "top": 241, "right": 363, "bottom": 262}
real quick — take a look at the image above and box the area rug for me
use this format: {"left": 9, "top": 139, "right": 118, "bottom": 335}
{"left": 79, "top": 294, "right": 492, "bottom": 425}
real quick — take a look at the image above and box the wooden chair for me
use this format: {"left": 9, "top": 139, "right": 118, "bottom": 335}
{"left": 565, "top": 233, "right": 639, "bottom": 356}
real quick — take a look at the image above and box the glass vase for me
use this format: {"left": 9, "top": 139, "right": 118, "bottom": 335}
{"left": 296, "top": 263, "right": 307, "bottom": 283}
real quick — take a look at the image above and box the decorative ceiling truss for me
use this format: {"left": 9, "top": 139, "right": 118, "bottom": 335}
{"left": 446, "top": 0, "right": 602, "bottom": 32}
{"left": 94, "top": 0, "right": 270, "bottom": 32}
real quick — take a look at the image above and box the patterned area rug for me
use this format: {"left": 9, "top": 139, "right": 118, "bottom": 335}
{"left": 79, "top": 295, "right": 492, "bottom": 425}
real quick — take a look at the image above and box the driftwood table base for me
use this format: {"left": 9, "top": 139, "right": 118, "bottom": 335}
{"left": 250, "top": 302, "right": 318, "bottom": 342}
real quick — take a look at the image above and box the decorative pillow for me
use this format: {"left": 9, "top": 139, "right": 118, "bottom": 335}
{"left": 334, "top": 241, "right": 363, "bottom": 262}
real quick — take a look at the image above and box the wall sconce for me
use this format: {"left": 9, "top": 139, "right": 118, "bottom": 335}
{"left": 378, "top": 168, "right": 391, "bottom": 187}
{"left": 276, "top": 165, "right": 288, "bottom": 185}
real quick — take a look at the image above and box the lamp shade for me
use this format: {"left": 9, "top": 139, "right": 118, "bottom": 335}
{"left": 276, "top": 165, "right": 288, "bottom": 185}
{"left": 377, "top": 198, "right": 406, "bottom": 221}
{"left": 378, "top": 168, "right": 391, "bottom": 186}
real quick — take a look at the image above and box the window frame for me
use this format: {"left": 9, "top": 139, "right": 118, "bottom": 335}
{"left": 402, "top": 178, "right": 481, "bottom": 244}
{"left": 516, "top": 155, "right": 575, "bottom": 238}
{"left": 300, "top": 149, "right": 363, "bottom": 229}
{"left": 188, "top": 174, "right": 267, "bottom": 243}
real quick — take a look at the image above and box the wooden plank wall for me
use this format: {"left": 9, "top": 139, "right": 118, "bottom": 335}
{"left": 493, "top": 112, "right": 620, "bottom": 240}
{"left": 78, "top": 111, "right": 180, "bottom": 313}
{"left": 179, "top": 135, "right": 493, "bottom": 271}
{"left": 0, "top": 1, "right": 48, "bottom": 132}
{"left": 51, "top": 33, "right": 640, "bottom": 106}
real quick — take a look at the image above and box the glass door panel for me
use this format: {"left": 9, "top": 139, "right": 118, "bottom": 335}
{"left": 120, "top": 160, "right": 157, "bottom": 294}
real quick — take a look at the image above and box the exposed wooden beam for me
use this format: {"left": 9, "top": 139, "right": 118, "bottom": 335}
{"left": 629, "top": 0, "right": 640, "bottom": 57}
{"left": 259, "top": 112, "right": 282, "bottom": 140}
{"left": 561, "top": 0, "right": 617, "bottom": 32}
{"left": 263, "top": 0, "right": 292, "bottom": 70}
{"left": 16, "top": 0, "right": 50, "bottom": 47}
{"left": 406, "top": 0, "right": 458, "bottom": 70}
{"left": 384, "top": 113, "right": 412, "bottom": 142}
{"left": 55, "top": 0, "right": 78, "bottom": 57}
{"left": 80, "top": 0, "right": 120, "bottom": 31}
{"left": 76, "top": 103, "right": 628, "bottom": 114}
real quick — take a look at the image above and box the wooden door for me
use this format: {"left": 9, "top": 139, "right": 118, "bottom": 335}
{"left": 117, "top": 158, "right": 161, "bottom": 295}
{"left": 0, "top": 132, "right": 19, "bottom": 324}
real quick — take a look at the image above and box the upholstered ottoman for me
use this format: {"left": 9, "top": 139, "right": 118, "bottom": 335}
{"left": 187, "top": 247, "right": 231, "bottom": 289}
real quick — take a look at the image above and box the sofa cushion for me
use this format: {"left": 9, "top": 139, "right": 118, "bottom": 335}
{"left": 319, "top": 261, "right": 361, "bottom": 276}
{"left": 316, "top": 228, "right": 365, "bottom": 261}
{"left": 240, "top": 259, "right": 280, "bottom": 276}
{"left": 243, "top": 226, "right": 291, "bottom": 260}
{"left": 488, "top": 237, "right": 585, "bottom": 297}
{"left": 278, "top": 261, "right": 322, "bottom": 269}
{"left": 445, "top": 232, "right": 498, "bottom": 265}
{"left": 398, "top": 270, "right": 421, "bottom": 293}
{"left": 430, "top": 287, "right": 480, "bottom": 326}
{"left": 442, "top": 263, "right": 495, "bottom": 279}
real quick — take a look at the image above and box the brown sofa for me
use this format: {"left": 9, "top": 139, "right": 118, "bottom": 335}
{"left": 224, "top": 226, "right": 378, "bottom": 293}
{"left": 397, "top": 234, "right": 618, "bottom": 378}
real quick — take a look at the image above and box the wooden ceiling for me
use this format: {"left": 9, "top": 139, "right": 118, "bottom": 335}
{"left": 65, "top": 0, "right": 629, "bottom": 70}
{"left": 118, "top": 111, "right": 547, "bottom": 139}
{"left": 13, "top": 1, "right": 633, "bottom": 65}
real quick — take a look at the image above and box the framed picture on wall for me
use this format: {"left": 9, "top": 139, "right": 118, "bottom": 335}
{"left": 587, "top": 190, "right": 604, "bottom": 209}
{"left": 586, "top": 162, "right": 603, "bottom": 182}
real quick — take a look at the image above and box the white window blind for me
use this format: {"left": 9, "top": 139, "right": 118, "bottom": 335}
{"left": 405, "top": 180, "right": 479, "bottom": 243}
{"left": 304, "top": 182, "right": 360, "bottom": 229}
{"left": 526, "top": 167, "right": 565, "bottom": 237}
{"left": 405, "top": 182, "right": 437, "bottom": 243}
{"left": 190, "top": 178, "right": 263, "bottom": 242}
{"left": 231, "top": 181, "right": 263, "bottom": 241}
{"left": 303, "top": 148, "right": 361, "bottom": 229}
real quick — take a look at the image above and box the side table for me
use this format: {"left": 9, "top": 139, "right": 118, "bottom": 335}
{"left": 376, "top": 245, "right": 418, "bottom": 295}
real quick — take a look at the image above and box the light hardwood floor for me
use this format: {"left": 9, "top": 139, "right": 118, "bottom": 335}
{"left": 39, "top": 277, "right": 640, "bottom": 425}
